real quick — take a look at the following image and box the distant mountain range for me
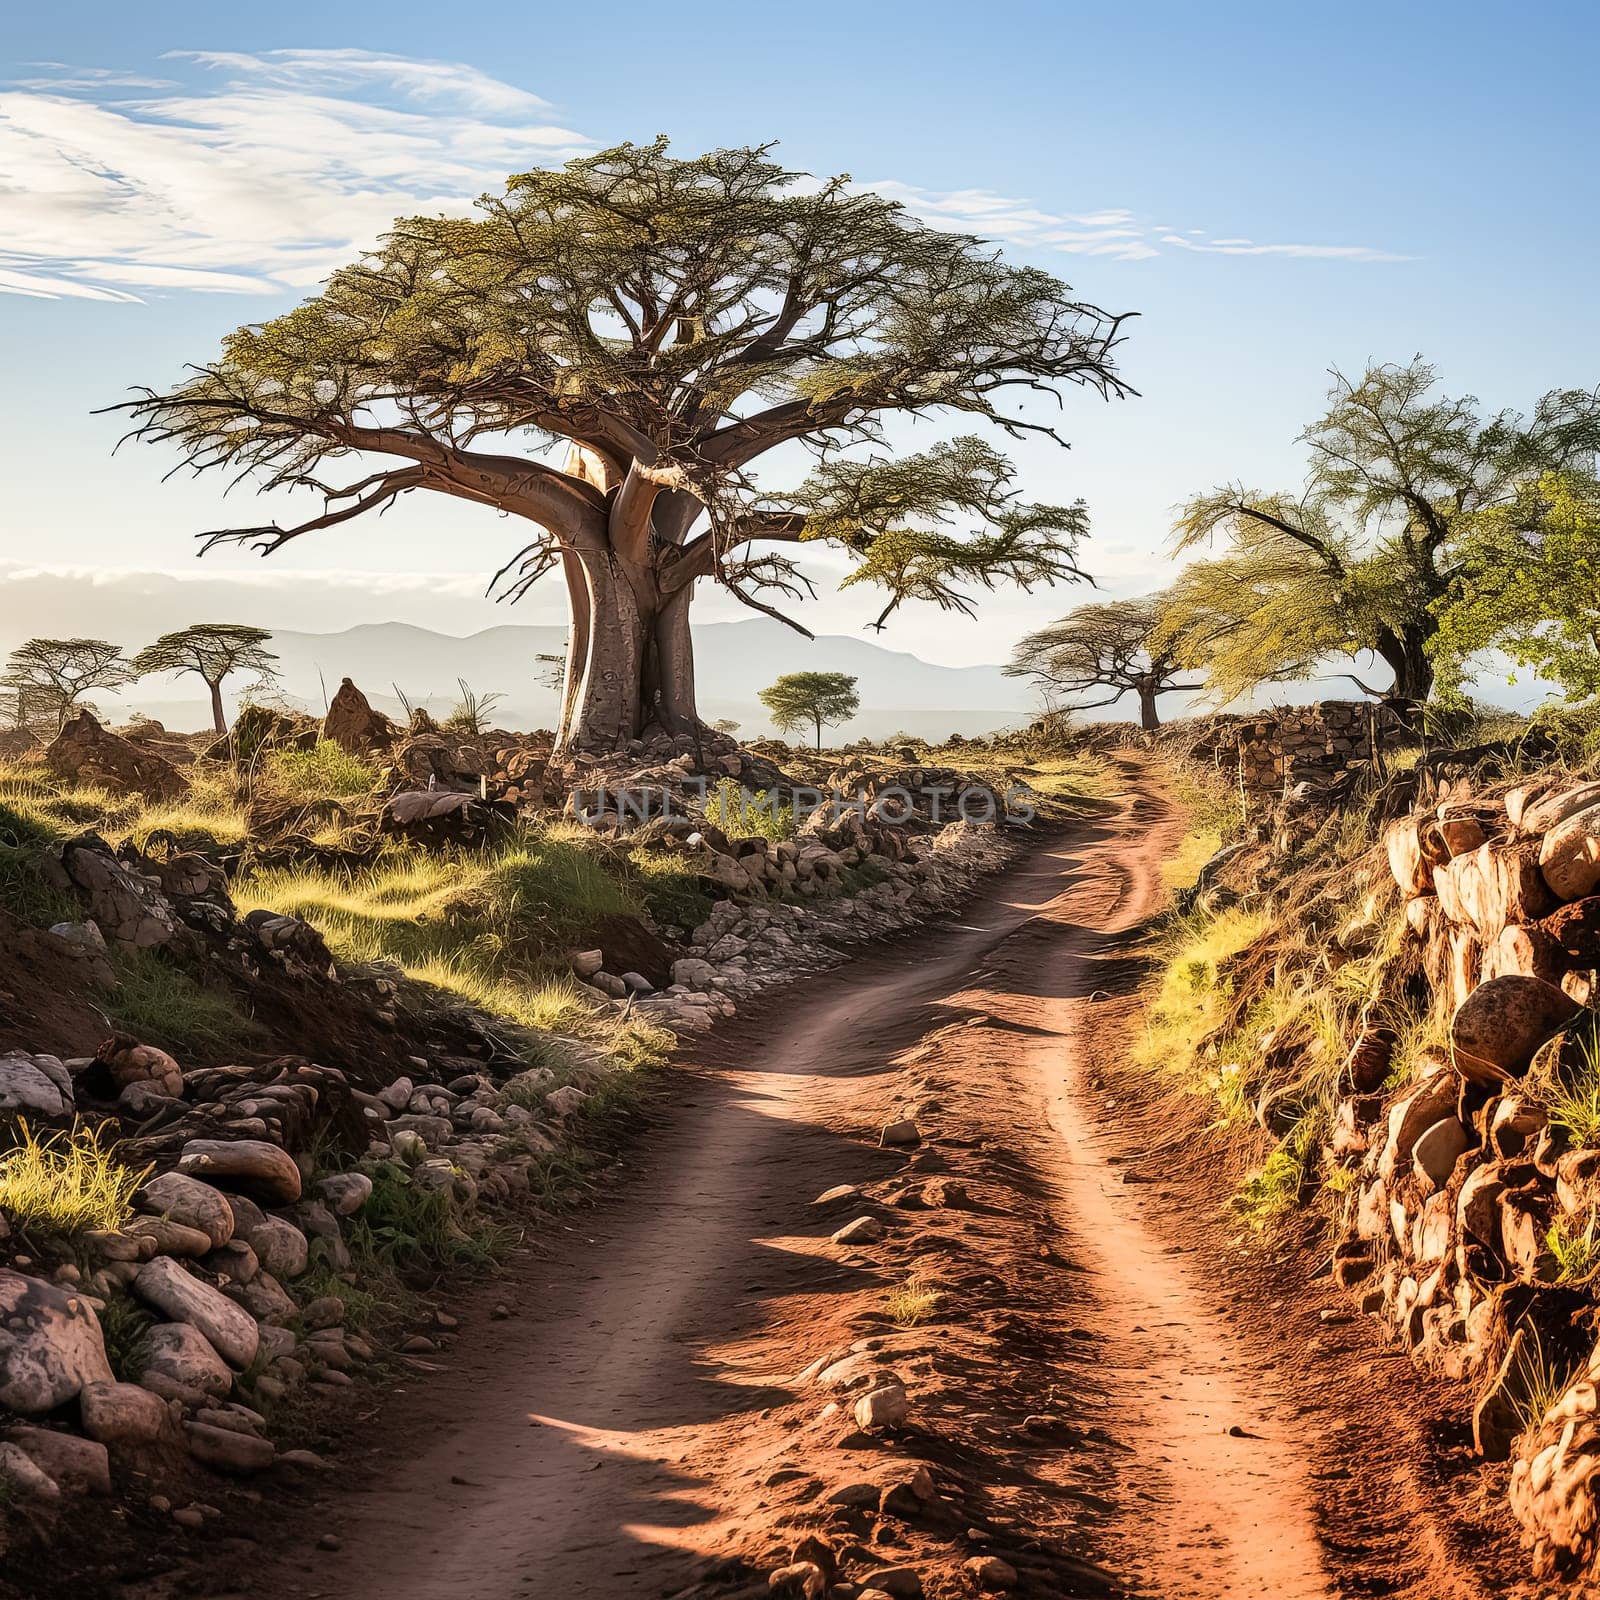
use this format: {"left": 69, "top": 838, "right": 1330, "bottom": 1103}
{"left": 93, "top": 619, "right": 1057, "bottom": 740}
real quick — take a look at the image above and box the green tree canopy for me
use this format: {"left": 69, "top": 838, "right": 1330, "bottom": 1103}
{"left": 759, "top": 670, "right": 861, "bottom": 750}
{"left": 1432, "top": 472, "right": 1600, "bottom": 703}
{"left": 114, "top": 140, "right": 1131, "bottom": 756}
{"left": 1157, "top": 359, "right": 1600, "bottom": 706}
{"left": 1004, "top": 594, "right": 1202, "bottom": 730}
{"left": 132, "top": 622, "right": 279, "bottom": 734}
{"left": 2, "top": 638, "right": 134, "bottom": 733}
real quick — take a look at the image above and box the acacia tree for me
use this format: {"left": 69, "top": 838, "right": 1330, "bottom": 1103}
{"left": 759, "top": 670, "right": 860, "bottom": 750}
{"left": 2, "top": 638, "right": 134, "bottom": 732}
{"left": 113, "top": 141, "right": 1129, "bottom": 756}
{"left": 132, "top": 622, "right": 279, "bottom": 734}
{"left": 1158, "top": 360, "right": 1600, "bottom": 706}
{"left": 1004, "top": 594, "right": 1201, "bottom": 730}
{"left": 1432, "top": 472, "right": 1600, "bottom": 701}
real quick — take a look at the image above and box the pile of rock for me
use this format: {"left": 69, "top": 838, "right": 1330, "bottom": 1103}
{"left": 1308, "top": 778, "right": 1600, "bottom": 1576}
{"left": 572, "top": 819, "right": 1015, "bottom": 1031}
{"left": 46, "top": 712, "right": 187, "bottom": 801}
{"left": 1184, "top": 700, "right": 1410, "bottom": 805}
{"left": 0, "top": 1023, "right": 615, "bottom": 1518}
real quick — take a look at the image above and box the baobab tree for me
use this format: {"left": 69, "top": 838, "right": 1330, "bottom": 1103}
{"left": 2, "top": 639, "right": 134, "bottom": 732}
{"left": 1004, "top": 595, "right": 1202, "bottom": 730}
{"left": 132, "top": 623, "right": 279, "bottom": 734}
{"left": 113, "top": 140, "right": 1130, "bottom": 755}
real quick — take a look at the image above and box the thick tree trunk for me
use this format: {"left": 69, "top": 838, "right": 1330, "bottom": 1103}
{"left": 554, "top": 550, "right": 703, "bottom": 754}
{"left": 207, "top": 678, "right": 227, "bottom": 735}
{"left": 1375, "top": 623, "right": 1435, "bottom": 706}
{"left": 1137, "top": 681, "right": 1159, "bottom": 731}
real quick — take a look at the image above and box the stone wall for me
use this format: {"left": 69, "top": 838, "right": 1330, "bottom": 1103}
{"left": 1193, "top": 700, "right": 1382, "bottom": 801}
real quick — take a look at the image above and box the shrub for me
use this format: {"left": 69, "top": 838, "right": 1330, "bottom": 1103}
{"left": 344, "top": 1160, "right": 507, "bottom": 1277}
{"left": 97, "top": 1293, "right": 156, "bottom": 1381}
{"left": 704, "top": 778, "right": 795, "bottom": 842}
{"left": 1549, "top": 1212, "right": 1600, "bottom": 1285}
{"left": 0, "top": 1120, "right": 149, "bottom": 1235}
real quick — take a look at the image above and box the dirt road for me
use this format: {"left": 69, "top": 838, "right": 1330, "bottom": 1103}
{"left": 222, "top": 764, "right": 1486, "bottom": 1600}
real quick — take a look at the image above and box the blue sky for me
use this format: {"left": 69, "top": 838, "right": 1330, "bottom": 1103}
{"left": 2, "top": 1, "right": 1596, "bottom": 668}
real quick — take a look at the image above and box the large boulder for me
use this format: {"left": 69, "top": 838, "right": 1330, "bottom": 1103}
{"left": 57, "top": 835, "right": 180, "bottom": 948}
{"left": 139, "top": 1322, "right": 232, "bottom": 1399}
{"left": 140, "top": 1172, "right": 235, "bottom": 1250}
{"left": 78, "top": 1379, "right": 171, "bottom": 1445}
{"left": 1386, "top": 817, "right": 1441, "bottom": 895}
{"left": 1434, "top": 840, "right": 1554, "bottom": 942}
{"left": 9, "top": 1426, "right": 111, "bottom": 1495}
{"left": 321, "top": 678, "right": 392, "bottom": 754}
{"left": 1523, "top": 781, "right": 1600, "bottom": 838}
{"left": 132, "top": 1257, "right": 260, "bottom": 1368}
{"left": 1541, "top": 803, "right": 1600, "bottom": 902}
{"left": 0, "top": 1052, "right": 71, "bottom": 1117}
{"left": 0, "top": 1270, "right": 114, "bottom": 1414}
{"left": 97, "top": 1035, "right": 184, "bottom": 1099}
{"left": 177, "top": 1138, "right": 303, "bottom": 1204}
{"left": 1450, "top": 975, "right": 1583, "bottom": 1083}
{"left": 46, "top": 711, "right": 186, "bottom": 800}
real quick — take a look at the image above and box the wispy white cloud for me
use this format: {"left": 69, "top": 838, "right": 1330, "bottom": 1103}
{"left": 874, "top": 180, "right": 1411, "bottom": 266}
{"left": 169, "top": 48, "right": 552, "bottom": 116}
{"left": 1158, "top": 233, "right": 1411, "bottom": 262}
{"left": 0, "top": 51, "right": 590, "bottom": 301}
{"left": 0, "top": 50, "right": 1411, "bottom": 307}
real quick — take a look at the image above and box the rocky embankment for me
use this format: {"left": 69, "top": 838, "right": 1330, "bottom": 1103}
{"left": 0, "top": 727, "right": 1034, "bottom": 1558}
{"left": 1276, "top": 774, "right": 1600, "bottom": 1580}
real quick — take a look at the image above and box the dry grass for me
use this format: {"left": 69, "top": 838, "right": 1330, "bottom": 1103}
{"left": 0, "top": 1120, "right": 150, "bottom": 1235}
{"left": 884, "top": 1273, "right": 943, "bottom": 1326}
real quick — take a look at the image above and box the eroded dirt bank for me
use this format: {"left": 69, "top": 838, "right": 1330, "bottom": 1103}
{"left": 149, "top": 762, "right": 1516, "bottom": 1600}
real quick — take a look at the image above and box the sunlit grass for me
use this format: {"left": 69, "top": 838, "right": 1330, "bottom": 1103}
{"left": 254, "top": 740, "right": 379, "bottom": 802}
{"left": 0, "top": 1120, "right": 149, "bottom": 1235}
{"left": 885, "top": 1273, "right": 942, "bottom": 1326}
{"left": 236, "top": 835, "right": 640, "bottom": 975}
{"left": 1133, "top": 905, "right": 1272, "bottom": 1084}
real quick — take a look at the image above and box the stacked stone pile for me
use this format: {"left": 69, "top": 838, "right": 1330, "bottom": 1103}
{"left": 1304, "top": 775, "right": 1600, "bottom": 1575}
{"left": 1184, "top": 700, "right": 1407, "bottom": 802}
{"left": 572, "top": 819, "right": 1015, "bottom": 1027}
{"left": 0, "top": 1016, "right": 610, "bottom": 1518}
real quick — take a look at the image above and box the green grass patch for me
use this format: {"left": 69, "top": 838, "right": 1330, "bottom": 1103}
{"left": 1134, "top": 904, "right": 1272, "bottom": 1086}
{"left": 704, "top": 778, "right": 795, "bottom": 841}
{"left": 255, "top": 740, "right": 380, "bottom": 802}
{"left": 1549, "top": 1211, "right": 1600, "bottom": 1285}
{"left": 625, "top": 846, "right": 714, "bottom": 930}
{"left": 106, "top": 948, "right": 254, "bottom": 1057}
{"left": 344, "top": 1159, "right": 509, "bottom": 1278}
{"left": 238, "top": 833, "right": 640, "bottom": 973}
{"left": 97, "top": 1292, "right": 156, "bottom": 1382}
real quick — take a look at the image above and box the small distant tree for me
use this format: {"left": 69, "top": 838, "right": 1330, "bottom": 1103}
{"left": 1005, "top": 595, "right": 1202, "bottom": 730}
{"left": 132, "top": 622, "right": 279, "bottom": 734}
{"left": 759, "top": 671, "right": 860, "bottom": 750}
{"left": 2, "top": 638, "right": 135, "bottom": 732}
{"left": 712, "top": 717, "right": 742, "bottom": 734}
